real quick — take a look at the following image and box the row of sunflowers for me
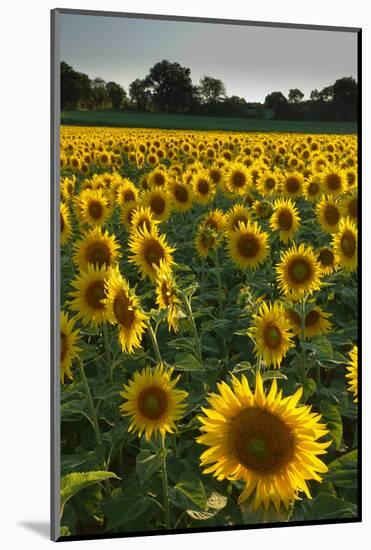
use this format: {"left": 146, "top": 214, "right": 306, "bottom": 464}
{"left": 59, "top": 126, "right": 358, "bottom": 536}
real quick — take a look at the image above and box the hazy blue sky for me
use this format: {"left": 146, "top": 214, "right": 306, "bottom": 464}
{"left": 60, "top": 14, "right": 357, "bottom": 103}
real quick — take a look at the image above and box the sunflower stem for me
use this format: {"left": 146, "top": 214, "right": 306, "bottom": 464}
{"left": 160, "top": 436, "right": 171, "bottom": 530}
{"left": 103, "top": 322, "right": 113, "bottom": 384}
{"left": 147, "top": 321, "right": 163, "bottom": 364}
{"left": 181, "top": 292, "right": 203, "bottom": 366}
{"left": 300, "top": 297, "right": 307, "bottom": 380}
{"left": 213, "top": 247, "right": 224, "bottom": 312}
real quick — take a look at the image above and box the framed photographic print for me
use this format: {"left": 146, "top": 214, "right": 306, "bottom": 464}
{"left": 51, "top": 8, "right": 361, "bottom": 542}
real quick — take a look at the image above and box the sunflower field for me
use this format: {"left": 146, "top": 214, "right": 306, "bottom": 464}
{"left": 59, "top": 126, "right": 358, "bottom": 537}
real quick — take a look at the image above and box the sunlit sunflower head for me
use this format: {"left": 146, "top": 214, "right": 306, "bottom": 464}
{"left": 60, "top": 202, "right": 73, "bottom": 246}
{"left": 154, "top": 259, "right": 180, "bottom": 333}
{"left": 224, "top": 161, "right": 251, "bottom": 196}
{"left": 141, "top": 188, "right": 172, "bottom": 222}
{"left": 248, "top": 301, "right": 294, "bottom": 368}
{"left": 316, "top": 196, "right": 341, "bottom": 234}
{"left": 346, "top": 345, "right": 358, "bottom": 403}
{"left": 168, "top": 179, "right": 193, "bottom": 212}
{"left": 61, "top": 175, "right": 77, "bottom": 203}
{"left": 191, "top": 169, "right": 216, "bottom": 205}
{"left": 316, "top": 246, "right": 338, "bottom": 276}
{"left": 148, "top": 166, "right": 169, "bottom": 189}
{"left": 332, "top": 217, "right": 358, "bottom": 272}
{"left": 128, "top": 225, "right": 175, "bottom": 281}
{"left": 120, "top": 364, "right": 188, "bottom": 441}
{"left": 197, "top": 373, "right": 330, "bottom": 511}
{"left": 321, "top": 166, "right": 346, "bottom": 196}
{"left": 60, "top": 311, "right": 81, "bottom": 383}
{"left": 341, "top": 189, "right": 358, "bottom": 224}
{"left": 270, "top": 198, "right": 301, "bottom": 244}
{"left": 69, "top": 264, "right": 109, "bottom": 326}
{"left": 203, "top": 209, "right": 227, "bottom": 232}
{"left": 227, "top": 220, "right": 269, "bottom": 270}
{"left": 225, "top": 203, "right": 251, "bottom": 233}
{"left": 121, "top": 201, "right": 139, "bottom": 229}
{"left": 195, "top": 224, "right": 219, "bottom": 258}
{"left": 78, "top": 189, "right": 112, "bottom": 227}
{"left": 73, "top": 226, "right": 120, "bottom": 271}
{"left": 116, "top": 178, "right": 139, "bottom": 208}
{"left": 285, "top": 305, "right": 332, "bottom": 339}
{"left": 303, "top": 176, "right": 323, "bottom": 202}
{"left": 276, "top": 243, "right": 322, "bottom": 299}
{"left": 281, "top": 171, "right": 304, "bottom": 199}
{"left": 256, "top": 170, "right": 280, "bottom": 197}
{"left": 130, "top": 206, "right": 160, "bottom": 235}
{"left": 208, "top": 165, "right": 224, "bottom": 187}
{"left": 104, "top": 267, "right": 148, "bottom": 353}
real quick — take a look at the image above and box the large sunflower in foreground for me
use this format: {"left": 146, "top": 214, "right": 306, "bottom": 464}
{"left": 286, "top": 305, "right": 332, "bottom": 339}
{"left": 128, "top": 226, "right": 175, "bottom": 281}
{"left": 248, "top": 302, "right": 294, "bottom": 368}
{"left": 332, "top": 217, "right": 358, "bottom": 272}
{"left": 69, "top": 264, "right": 109, "bottom": 326}
{"left": 321, "top": 166, "right": 346, "bottom": 196}
{"left": 168, "top": 179, "right": 193, "bottom": 212}
{"left": 116, "top": 178, "right": 139, "bottom": 208}
{"left": 227, "top": 220, "right": 269, "bottom": 270}
{"left": 73, "top": 226, "right": 120, "bottom": 271}
{"left": 316, "top": 196, "right": 341, "bottom": 234}
{"left": 197, "top": 373, "right": 330, "bottom": 511}
{"left": 270, "top": 198, "right": 301, "bottom": 244}
{"left": 346, "top": 345, "right": 358, "bottom": 403}
{"left": 281, "top": 171, "right": 304, "bottom": 199}
{"left": 141, "top": 188, "right": 172, "bottom": 222}
{"left": 105, "top": 267, "right": 148, "bottom": 353}
{"left": 276, "top": 243, "right": 322, "bottom": 299}
{"left": 120, "top": 364, "right": 188, "bottom": 440}
{"left": 60, "top": 311, "right": 81, "bottom": 383}
{"left": 224, "top": 161, "right": 251, "bottom": 196}
{"left": 78, "top": 189, "right": 112, "bottom": 227}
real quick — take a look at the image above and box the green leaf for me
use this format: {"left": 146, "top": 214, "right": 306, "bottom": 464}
{"left": 102, "top": 482, "right": 150, "bottom": 529}
{"left": 302, "top": 377, "right": 317, "bottom": 403}
{"left": 291, "top": 493, "right": 357, "bottom": 521}
{"left": 320, "top": 402, "right": 342, "bottom": 450}
{"left": 302, "top": 335, "right": 333, "bottom": 360}
{"left": 175, "top": 471, "right": 208, "bottom": 511}
{"left": 174, "top": 353, "right": 202, "bottom": 371}
{"left": 262, "top": 370, "right": 288, "bottom": 381}
{"left": 60, "top": 471, "right": 119, "bottom": 517}
{"left": 326, "top": 450, "right": 358, "bottom": 488}
{"left": 136, "top": 449, "right": 164, "bottom": 484}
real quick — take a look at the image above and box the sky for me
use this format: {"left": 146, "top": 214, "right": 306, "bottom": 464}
{"left": 60, "top": 13, "right": 358, "bottom": 103}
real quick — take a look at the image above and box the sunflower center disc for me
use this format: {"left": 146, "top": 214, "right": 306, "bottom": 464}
{"left": 288, "top": 258, "right": 311, "bottom": 283}
{"left": 60, "top": 213, "right": 65, "bottom": 232}
{"left": 86, "top": 242, "right": 111, "bottom": 268}
{"left": 154, "top": 173, "right": 165, "bottom": 186}
{"left": 278, "top": 210, "right": 293, "bottom": 230}
{"left": 233, "top": 215, "right": 249, "bottom": 230}
{"left": 124, "top": 190, "right": 136, "bottom": 203}
{"left": 286, "top": 177, "right": 299, "bottom": 193}
{"left": 89, "top": 200, "right": 103, "bottom": 219}
{"left": 237, "top": 234, "right": 260, "bottom": 258}
{"left": 263, "top": 324, "right": 282, "bottom": 349}
{"left": 305, "top": 309, "right": 320, "bottom": 327}
{"left": 174, "top": 185, "right": 188, "bottom": 203}
{"left": 113, "top": 292, "right": 135, "bottom": 328}
{"left": 232, "top": 171, "right": 246, "bottom": 188}
{"left": 265, "top": 178, "right": 275, "bottom": 190}
{"left": 138, "top": 386, "right": 168, "bottom": 420}
{"left": 231, "top": 407, "right": 295, "bottom": 474}
{"left": 308, "top": 182, "right": 319, "bottom": 195}
{"left": 341, "top": 232, "right": 356, "bottom": 257}
{"left": 86, "top": 280, "right": 106, "bottom": 309}
{"left": 144, "top": 240, "right": 165, "bottom": 267}
{"left": 61, "top": 333, "right": 67, "bottom": 361}
{"left": 324, "top": 205, "right": 340, "bottom": 225}
{"left": 151, "top": 196, "right": 165, "bottom": 215}
{"left": 318, "top": 249, "right": 334, "bottom": 266}
{"left": 326, "top": 173, "right": 341, "bottom": 190}
{"left": 198, "top": 179, "right": 210, "bottom": 195}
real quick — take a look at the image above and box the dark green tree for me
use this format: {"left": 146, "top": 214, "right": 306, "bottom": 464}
{"left": 288, "top": 88, "right": 304, "bottom": 103}
{"left": 147, "top": 60, "right": 195, "bottom": 113}
{"left": 106, "top": 81, "right": 127, "bottom": 110}
{"left": 198, "top": 76, "right": 226, "bottom": 104}
{"left": 61, "top": 62, "right": 91, "bottom": 109}
{"left": 129, "top": 78, "right": 152, "bottom": 110}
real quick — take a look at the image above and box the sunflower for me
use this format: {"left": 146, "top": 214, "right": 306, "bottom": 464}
{"left": 121, "top": 201, "right": 139, "bottom": 229}
{"left": 248, "top": 302, "right": 294, "bottom": 368}
{"left": 141, "top": 188, "right": 172, "bottom": 222}
{"left": 286, "top": 306, "right": 332, "bottom": 339}
{"left": 78, "top": 189, "right": 112, "bottom": 227}
{"left": 303, "top": 177, "right": 323, "bottom": 202}
{"left": 130, "top": 206, "right": 160, "bottom": 235}
{"left": 224, "top": 162, "right": 251, "bottom": 196}
{"left": 281, "top": 171, "right": 304, "bottom": 199}
{"left": 167, "top": 179, "right": 193, "bottom": 212}
{"left": 60, "top": 202, "right": 73, "bottom": 245}
{"left": 119, "top": 364, "right": 188, "bottom": 440}
{"left": 61, "top": 175, "right": 77, "bottom": 203}
{"left": 191, "top": 169, "right": 216, "bottom": 205}
{"left": 195, "top": 225, "right": 219, "bottom": 258}
{"left": 341, "top": 190, "right": 358, "bottom": 224}
{"left": 129, "top": 226, "right": 175, "bottom": 281}
{"left": 270, "top": 198, "right": 301, "bottom": 244}
{"left": 321, "top": 166, "right": 346, "bottom": 196}
{"left": 105, "top": 267, "right": 148, "bottom": 353}
{"left": 69, "top": 264, "right": 109, "bottom": 326}
{"left": 154, "top": 260, "right": 180, "bottom": 333}
{"left": 332, "top": 217, "right": 358, "bottom": 272}
{"left": 276, "top": 243, "right": 322, "bottom": 299}
{"left": 148, "top": 166, "right": 169, "bottom": 188}
{"left": 197, "top": 373, "right": 330, "bottom": 511}
{"left": 73, "top": 226, "right": 120, "bottom": 271}
{"left": 252, "top": 200, "right": 273, "bottom": 220}
{"left": 116, "top": 178, "right": 139, "bottom": 208}
{"left": 203, "top": 209, "right": 226, "bottom": 232}
{"left": 227, "top": 220, "right": 269, "bottom": 270}
{"left": 208, "top": 165, "right": 224, "bottom": 187}
{"left": 225, "top": 203, "right": 251, "bottom": 233}
{"left": 346, "top": 345, "right": 358, "bottom": 403}
{"left": 316, "top": 197, "right": 341, "bottom": 234}
{"left": 316, "top": 246, "right": 338, "bottom": 276}
{"left": 60, "top": 311, "right": 81, "bottom": 383}
{"left": 256, "top": 170, "right": 279, "bottom": 197}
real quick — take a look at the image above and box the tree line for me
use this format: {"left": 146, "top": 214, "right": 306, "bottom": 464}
{"left": 61, "top": 60, "right": 357, "bottom": 122}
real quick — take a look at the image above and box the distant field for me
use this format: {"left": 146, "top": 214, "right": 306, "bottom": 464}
{"left": 61, "top": 110, "right": 357, "bottom": 134}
